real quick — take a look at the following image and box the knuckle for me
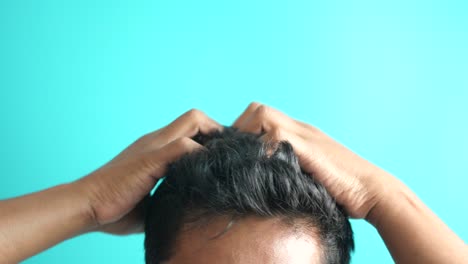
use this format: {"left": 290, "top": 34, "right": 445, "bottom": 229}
{"left": 248, "top": 101, "right": 262, "bottom": 110}
{"left": 186, "top": 108, "right": 206, "bottom": 121}
{"left": 139, "top": 132, "right": 153, "bottom": 141}
{"left": 255, "top": 105, "right": 271, "bottom": 119}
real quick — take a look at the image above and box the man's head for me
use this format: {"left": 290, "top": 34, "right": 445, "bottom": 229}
{"left": 144, "top": 127, "right": 354, "bottom": 264}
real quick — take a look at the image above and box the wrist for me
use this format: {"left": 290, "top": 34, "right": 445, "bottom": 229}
{"left": 66, "top": 180, "right": 100, "bottom": 233}
{"left": 364, "top": 175, "right": 411, "bottom": 228}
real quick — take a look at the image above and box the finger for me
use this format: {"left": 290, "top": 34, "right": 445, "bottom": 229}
{"left": 148, "top": 109, "right": 223, "bottom": 147}
{"left": 260, "top": 128, "right": 329, "bottom": 180}
{"left": 111, "top": 109, "right": 219, "bottom": 164}
{"left": 260, "top": 127, "right": 313, "bottom": 164}
{"left": 237, "top": 104, "right": 314, "bottom": 139}
{"left": 165, "top": 108, "right": 224, "bottom": 136}
{"left": 142, "top": 137, "right": 205, "bottom": 180}
{"left": 232, "top": 101, "right": 263, "bottom": 128}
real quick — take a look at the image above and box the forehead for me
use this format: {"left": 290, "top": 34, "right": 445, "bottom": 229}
{"left": 165, "top": 216, "right": 322, "bottom": 264}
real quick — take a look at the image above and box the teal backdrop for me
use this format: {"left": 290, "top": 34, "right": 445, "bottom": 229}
{"left": 1, "top": 0, "right": 467, "bottom": 263}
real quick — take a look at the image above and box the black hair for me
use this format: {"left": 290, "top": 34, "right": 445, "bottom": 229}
{"left": 144, "top": 126, "right": 354, "bottom": 263}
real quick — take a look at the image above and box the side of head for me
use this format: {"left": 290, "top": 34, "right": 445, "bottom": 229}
{"left": 144, "top": 127, "right": 354, "bottom": 264}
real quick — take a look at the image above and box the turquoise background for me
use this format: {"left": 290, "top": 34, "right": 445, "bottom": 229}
{"left": 1, "top": 0, "right": 467, "bottom": 263}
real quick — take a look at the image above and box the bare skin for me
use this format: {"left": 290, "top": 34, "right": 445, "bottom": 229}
{"left": 0, "top": 102, "right": 467, "bottom": 263}
{"left": 232, "top": 102, "right": 468, "bottom": 264}
{"left": 167, "top": 216, "right": 322, "bottom": 264}
{"left": 0, "top": 109, "right": 223, "bottom": 263}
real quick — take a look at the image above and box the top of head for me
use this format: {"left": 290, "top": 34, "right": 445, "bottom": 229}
{"left": 144, "top": 126, "right": 354, "bottom": 264}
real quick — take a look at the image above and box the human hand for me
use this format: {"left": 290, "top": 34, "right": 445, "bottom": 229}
{"left": 232, "top": 102, "right": 397, "bottom": 219}
{"left": 73, "top": 109, "right": 223, "bottom": 235}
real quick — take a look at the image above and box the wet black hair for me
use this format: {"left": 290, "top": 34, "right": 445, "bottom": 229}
{"left": 144, "top": 126, "right": 354, "bottom": 263}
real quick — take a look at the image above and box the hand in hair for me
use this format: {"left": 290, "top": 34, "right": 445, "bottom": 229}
{"left": 233, "top": 102, "right": 468, "bottom": 264}
{"left": 232, "top": 102, "right": 385, "bottom": 219}
{"left": 0, "top": 109, "right": 223, "bottom": 263}
{"left": 75, "top": 109, "right": 224, "bottom": 235}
